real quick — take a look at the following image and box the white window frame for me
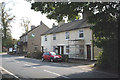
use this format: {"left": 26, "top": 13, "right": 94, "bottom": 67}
{"left": 53, "top": 34, "right": 56, "bottom": 40}
{"left": 45, "top": 35, "right": 47, "bottom": 41}
{"left": 65, "top": 32, "right": 70, "bottom": 40}
{"left": 66, "top": 46, "right": 69, "bottom": 54}
{"left": 79, "top": 29, "right": 84, "bottom": 39}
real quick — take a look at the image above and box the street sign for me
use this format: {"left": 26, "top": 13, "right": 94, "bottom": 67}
{"left": 14, "top": 44, "right": 17, "bottom": 48}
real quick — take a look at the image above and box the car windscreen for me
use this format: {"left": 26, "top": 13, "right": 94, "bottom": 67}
{"left": 50, "top": 52, "right": 57, "bottom": 55}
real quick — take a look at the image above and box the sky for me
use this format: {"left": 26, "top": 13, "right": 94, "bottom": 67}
{"left": 0, "top": 0, "right": 58, "bottom": 40}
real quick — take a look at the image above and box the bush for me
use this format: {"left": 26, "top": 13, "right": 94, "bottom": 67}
{"left": 8, "top": 52, "right": 15, "bottom": 55}
{"left": 96, "top": 51, "right": 103, "bottom": 66}
{"left": 61, "top": 54, "right": 69, "bottom": 62}
{"left": 96, "top": 51, "right": 110, "bottom": 69}
{"left": 25, "top": 51, "right": 43, "bottom": 59}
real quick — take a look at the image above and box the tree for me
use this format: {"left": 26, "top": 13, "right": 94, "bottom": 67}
{"left": 0, "top": 2, "right": 15, "bottom": 50}
{"left": 31, "top": 2, "right": 119, "bottom": 72}
{"left": 0, "top": 2, "right": 15, "bottom": 39}
{"left": 20, "top": 17, "right": 31, "bottom": 33}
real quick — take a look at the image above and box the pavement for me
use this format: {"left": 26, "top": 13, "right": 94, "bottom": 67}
{"left": 0, "top": 53, "right": 119, "bottom": 80}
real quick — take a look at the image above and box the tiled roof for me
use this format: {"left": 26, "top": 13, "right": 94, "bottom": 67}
{"left": 20, "top": 22, "right": 49, "bottom": 38}
{"left": 42, "top": 19, "right": 92, "bottom": 35}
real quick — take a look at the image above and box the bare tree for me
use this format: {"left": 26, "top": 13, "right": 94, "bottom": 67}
{"left": 20, "top": 17, "right": 31, "bottom": 33}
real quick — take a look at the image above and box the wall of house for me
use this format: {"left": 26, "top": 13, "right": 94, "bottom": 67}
{"left": 41, "top": 27, "right": 102, "bottom": 60}
{"left": 41, "top": 27, "right": 96, "bottom": 59}
{"left": 20, "top": 35, "right": 28, "bottom": 53}
{"left": 41, "top": 35, "right": 52, "bottom": 52}
{"left": 27, "top": 24, "right": 49, "bottom": 53}
{"left": 0, "top": 29, "right": 2, "bottom": 52}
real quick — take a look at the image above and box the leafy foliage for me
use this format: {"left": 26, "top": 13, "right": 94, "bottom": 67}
{"left": 0, "top": 2, "right": 15, "bottom": 39}
{"left": 0, "top": 2, "right": 16, "bottom": 50}
{"left": 31, "top": 2, "right": 88, "bottom": 22}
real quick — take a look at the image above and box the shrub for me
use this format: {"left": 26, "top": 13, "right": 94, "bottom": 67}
{"left": 96, "top": 51, "right": 103, "bottom": 66}
{"left": 61, "top": 54, "right": 69, "bottom": 62}
{"left": 25, "top": 51, "right": 43, "bottom": 59}
{"left": 8, "top": 52, "right": 15, "bottom": 55}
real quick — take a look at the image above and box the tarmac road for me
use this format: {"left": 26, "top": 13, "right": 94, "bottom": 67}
{"left": 0, "top": 53, "right": 119, "bottom": 79}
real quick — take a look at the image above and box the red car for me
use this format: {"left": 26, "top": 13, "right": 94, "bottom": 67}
{"left": 42, "top": 52, "right": 62, "bottom": 62}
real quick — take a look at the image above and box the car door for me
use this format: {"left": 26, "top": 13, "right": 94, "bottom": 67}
{"left": 43, "top": 52, "right": 47, "bottom": 60}
{"left": 47, "top": 52, "right": 51, "bottom": 60}
{"left": 46, "top": 52, "right": 51, "bottom": 60}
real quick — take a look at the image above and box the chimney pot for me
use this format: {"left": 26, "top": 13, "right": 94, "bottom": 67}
{"left": 40, "top": 21, "right": 43, "bottom": 25}
{"left": 52, "top": 23, "right": 56, "bottom": 28}
{"left": 31, "top": 25, "right": 35, "bottom": 30}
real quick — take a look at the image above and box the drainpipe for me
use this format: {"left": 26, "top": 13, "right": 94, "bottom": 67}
{"left": 92, "top": 30, "right": 94, "bottom": 60}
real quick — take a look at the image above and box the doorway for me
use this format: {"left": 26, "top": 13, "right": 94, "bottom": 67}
{"left": 57, "top": 46, "right": 64, "bottom": 55}
{"left": 87, "top": 45, "right": 91, "bottom": 60}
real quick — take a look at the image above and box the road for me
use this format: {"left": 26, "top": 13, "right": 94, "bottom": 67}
{"left": 0, "top": 53, "right": 119, "bottom": 79}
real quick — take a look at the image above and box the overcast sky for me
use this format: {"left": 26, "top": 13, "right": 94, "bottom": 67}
{"left": 0, "top": 0, "right": 58, "bottom": 40}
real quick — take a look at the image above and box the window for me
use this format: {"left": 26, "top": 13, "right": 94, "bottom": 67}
{"left": 50, "top": 52, "right": 57, "bottom": 55}
{"left": 46, "top": 52, "right": 50, "bottom": 55}
{"left": 79, "top": 45, "right": 84, "bottom": 55}
{"left": 53, "top": 34, "right": 56, "bottom": 40}
{"left": 66, "top": 46, "right": 69, "bottom": 53}
{"left": 34, "top": 45, "right": 38, "bottom": 51}
{"left": 65, "top": 32, "right": 69, "bottom": 40}
{"left": 79, "top": 30, "right": 84, "bottom": 39}
{"left": 45, "top": 35, "right": 47, "bottom": 41}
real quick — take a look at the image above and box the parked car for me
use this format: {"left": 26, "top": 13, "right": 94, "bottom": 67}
{"left": 42, "top": 52, "right": 62, "bottom": 62}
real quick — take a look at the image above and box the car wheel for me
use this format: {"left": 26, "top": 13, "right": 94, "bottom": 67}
{"left": 50, "top": 58, "right": 54, "bottom": 62}
{"left": 42, "top": 57, "right": 44, "bottom": 61}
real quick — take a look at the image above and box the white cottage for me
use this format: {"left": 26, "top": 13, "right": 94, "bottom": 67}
{"left": 41, "top": 12, "right": 101, "bottom": 60}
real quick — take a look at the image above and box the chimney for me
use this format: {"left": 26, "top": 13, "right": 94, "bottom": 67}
{"left": 52, "top": 23, "right": 56, "bottom": 28}
{"left": 31, "top": 25, "right": 35, "bottom": 30}
{"left": 40, "top": 21, "right": 43, "bottom": 25}
{"left": 82, "top": 11, "right": 91, "bottom": 20}
{"left": 58, "top": 20, "right": 65, "bottom": 26}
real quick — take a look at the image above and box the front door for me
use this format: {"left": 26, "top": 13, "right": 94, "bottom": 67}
{"left": 58, "top": 46, "right": 60, "bottom": 55}
{"left": 87, "top": 45, "right": 91, "bottom": 60}
{"left": 61, "top": 46, "right": 64, "bottom": 54}
{"left": 57, "top": 46, "right": 64, "bottom": 55}
{"left": 41, "top": 46, "right": 44, "bottom": 53}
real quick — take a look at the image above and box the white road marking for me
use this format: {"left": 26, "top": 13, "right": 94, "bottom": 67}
{"left": 24, "top": 64, "right": 31, "bottom": 66}
{"left": 31, "top": 63, "right": 39, "bottom": 65}
{"left": 0, "top": 66, "right": 19, "bottom": 79}
{"left": 44, "top": 69, "right": 70, "bottom": 79}
{"left": 32, "top": 67, "right": 36, "bottom": 68}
